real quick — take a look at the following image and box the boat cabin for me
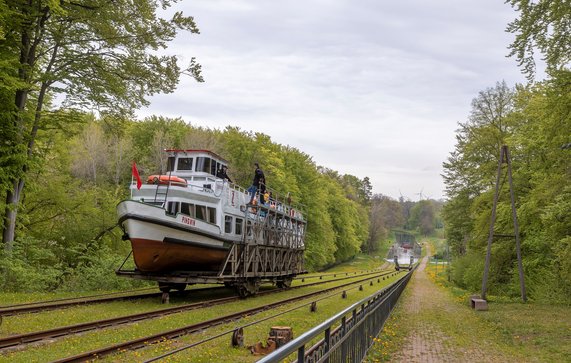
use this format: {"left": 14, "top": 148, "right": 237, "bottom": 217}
{"left": 166, "top": 149, "right": 229, "bottom": 184}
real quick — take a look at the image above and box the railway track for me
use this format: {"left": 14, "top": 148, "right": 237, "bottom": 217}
{"left": 0, "top": 287, "right": 215, "bottom": 317}
{"left": 0, "top": 270, "right": 396, "bottom": 352}
{"left": 0, "top": 271, "right": 369, "bottom": 317}
{"left": 0, "top": 287, "right": 156, "bottom": 310}
{"left": 51, "top": 270, "right": 403, "bottom": 363}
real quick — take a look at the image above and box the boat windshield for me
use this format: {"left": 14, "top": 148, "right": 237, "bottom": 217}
{"left": 167, "top": 154, "right": 225, "bottom": 176}
{"left": 195, "top": 157, "right": 211, "bottom": 174}
{"left": 177, "top": 157, "right": 193, "bottom": 170}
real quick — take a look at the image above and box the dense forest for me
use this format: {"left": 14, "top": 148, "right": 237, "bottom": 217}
{"left": 442, "top": 1, "right": 571, "bottom": 303}
{"left": 0, "top": 112, "right": 441, "bottom": 291}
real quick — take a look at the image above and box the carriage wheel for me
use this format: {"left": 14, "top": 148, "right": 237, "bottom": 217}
{"left": 276, "top": 277, "right": 293, "bottom": 289}
{"left": 236, "top": 278, "right": 260, "bottom": 298}
{"left": 173, "top": 283, "right": 187, "bottom": 292}
{"left": 158, "top": 283, "right": 171, "bottom": 293}
{"left": 237, "top": 284, "right": 249, "bottom": 298}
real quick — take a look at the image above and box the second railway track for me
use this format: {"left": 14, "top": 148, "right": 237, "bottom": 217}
{"left": 0, "top": 270, "right": 396, "bottom": 351}
{"left": 0, "top": 271, "right": 368, "bottom": 317}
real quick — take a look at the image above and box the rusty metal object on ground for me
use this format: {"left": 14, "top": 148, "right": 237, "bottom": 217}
{"left": 250, "top": 326, "right": 293, "bottom": 355}
{"left": 250, "top": 340, "right": 277, "bottom": 355}
{"left": 232, "top": 327, "right": 244, "bottom": 347}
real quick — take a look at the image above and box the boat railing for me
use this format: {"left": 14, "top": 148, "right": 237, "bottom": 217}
{"left": 255, "top": 189, "right": 306, "bottom": 222}
{"left": 130, "top": 176, "right": 306, "bottom": 221}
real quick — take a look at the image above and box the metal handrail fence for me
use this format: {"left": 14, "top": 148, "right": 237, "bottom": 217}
{"left": 257, "top": 267, "right": 415, "bottom": 363}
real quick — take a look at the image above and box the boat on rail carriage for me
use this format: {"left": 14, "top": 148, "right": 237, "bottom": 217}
{"left": 116, "top": 149, "right": 306, "bottom": 297}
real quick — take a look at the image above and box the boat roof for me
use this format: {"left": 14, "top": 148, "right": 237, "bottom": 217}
{"left": 165, "top": 149, "right": 228, "bottom": 163}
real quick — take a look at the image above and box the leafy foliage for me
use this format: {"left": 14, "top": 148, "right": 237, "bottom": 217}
{"left": 0, "top": 115, "right": 374, "bottom": 290}
{"left": 1, "top": 0, "right": 202, "bottom": 247}
{"left": 507, "top": 0, "right": 571, "bottom": 80}
{"left": 442, "top": 75, "right": 571, "bottom": 303}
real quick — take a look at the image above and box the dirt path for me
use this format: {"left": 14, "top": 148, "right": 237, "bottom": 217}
{"left": 390, "top": 255, "right": 517, "bottom": 363}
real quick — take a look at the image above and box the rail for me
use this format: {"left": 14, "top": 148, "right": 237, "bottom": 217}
{"left": 49, "top": 271, "right": 398, "bottom": 362}
{"left": 258, "top": 266, "right": 415, "bottom": 363}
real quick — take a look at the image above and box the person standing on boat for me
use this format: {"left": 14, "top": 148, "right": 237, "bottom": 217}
{"left": 259, "top": 177, "right": 267, "bottom": 203}
{"left": 216, "top": 165, "right": 232, "bottom": 183}
{"left": 248, "top": 163, "right": 265, "bottom": 204}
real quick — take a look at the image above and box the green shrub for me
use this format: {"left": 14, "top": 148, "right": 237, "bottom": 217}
{"left": 59, "top": 246, "right": 150, "bottom": 291}
{"left": 450, "top": 252, "right": 483, "bottom": 292}
{"left": 0, "top": 236, "right": 63, "bottom": 292}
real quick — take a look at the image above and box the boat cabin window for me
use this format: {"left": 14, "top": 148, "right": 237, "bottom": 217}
{"left": 194, "top": 205, "right": 216, "bottom": 224}
{"left": 195, "top": 157, "right": 211, "bottom": 174}
{"left": 207, "top": 207, "right": 216, "bottom": 224}
{"left": 196, "top": 205, "right": 206, "bottom": 221}
{"left": 167, "top": 202, "right": 180, "bottom": 215}
{"left": 224, "top": 216, "right": 232, "bottom": 233}
{"left": 180, "top": 203, "right": 195, "bottom": 217}
{"left": 235, "top": 218, "right": 243, "bottom": 235}
{"left": 195, "top": 157, "right": 224, "bottom": 177}
{"left": 177, "top": 157, "right": 193, "bottom": 171}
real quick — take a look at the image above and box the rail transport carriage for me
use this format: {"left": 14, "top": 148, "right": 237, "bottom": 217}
{"left": 116, "top": 150, "right": 306, "bottom": 297}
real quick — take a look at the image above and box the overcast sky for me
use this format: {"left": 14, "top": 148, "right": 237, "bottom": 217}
{"left": 138, "top": 0, "right": 527, "bottom": 201}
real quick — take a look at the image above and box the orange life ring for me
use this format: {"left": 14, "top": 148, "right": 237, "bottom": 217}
{"left": 147, "top": 175, "right": 188, "bottom": 187}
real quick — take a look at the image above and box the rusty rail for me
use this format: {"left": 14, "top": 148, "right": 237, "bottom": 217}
{"left": 49, "top": 271, "right": 401, "bottom": 363}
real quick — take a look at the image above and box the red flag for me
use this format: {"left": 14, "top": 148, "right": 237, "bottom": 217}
{"left": 132, "top": 162, "right": 142, "bottom": 190}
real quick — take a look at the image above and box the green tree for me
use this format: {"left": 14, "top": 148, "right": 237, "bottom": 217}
{"left": 408, "top": 199, "right": 436, "bottom": 236}
{"left": 367, "top": 194, "right": 404, "bottom": 253}
{"left": 442, "top": 76, "right": 571, "bottom": 301}
{"left": 507, "top": 0, "right": 571, "bottom": 80}
{"left": 1, "top": 0, "right": 203, "bottom": 248}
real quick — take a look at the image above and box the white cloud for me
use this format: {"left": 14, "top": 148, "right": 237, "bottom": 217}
{"left": 140, "top": 0, "right": 527, "bottom": 200}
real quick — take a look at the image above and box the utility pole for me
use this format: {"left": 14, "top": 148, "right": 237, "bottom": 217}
{"left": 447, "top": 241, "right": 451, "bottom": 282}
{"left": 481, "top": 145, "right": 527, "bottom": 302}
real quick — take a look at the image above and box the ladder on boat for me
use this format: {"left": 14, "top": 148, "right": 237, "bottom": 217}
{"left": 153, "top": 171, "right": 173, "bottom": 206}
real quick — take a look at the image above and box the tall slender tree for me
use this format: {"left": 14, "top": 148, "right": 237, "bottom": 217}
{"left": 1, "top": 0, "right": 203, "bottom": 249}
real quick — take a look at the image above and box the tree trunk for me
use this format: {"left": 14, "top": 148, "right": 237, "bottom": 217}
{"left": 1, "top": 4, "right": 52, "bottom": 248}
{"left": 3, "top": 81, "right": 50, "bottom": 248}
{"left": 3, "top": 178, "right": 24, "bottom": 251}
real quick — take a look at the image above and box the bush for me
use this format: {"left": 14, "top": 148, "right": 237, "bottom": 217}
{"left": 0, "top": 236, "right": 63, "bottom": 292}
{"left": 450, "top": 252, "right": 483, "bottom": 292}
{"left": 0, "top": 237, "right": 148, "bottom": 292}
{"left": 59, "top": 246, "right": 151, "bottom": 291}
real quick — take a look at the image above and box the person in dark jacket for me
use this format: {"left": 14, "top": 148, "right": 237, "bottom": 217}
{"left": 216, "top": 165, "right": 232, "bottom": 183}
{"left": 247, "top": 163, "right": 265, "bottom": 203}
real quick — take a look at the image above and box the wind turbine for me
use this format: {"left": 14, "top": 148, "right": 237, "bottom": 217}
{"left": 415, "top": 188, "right": 424, "bottom": 201}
